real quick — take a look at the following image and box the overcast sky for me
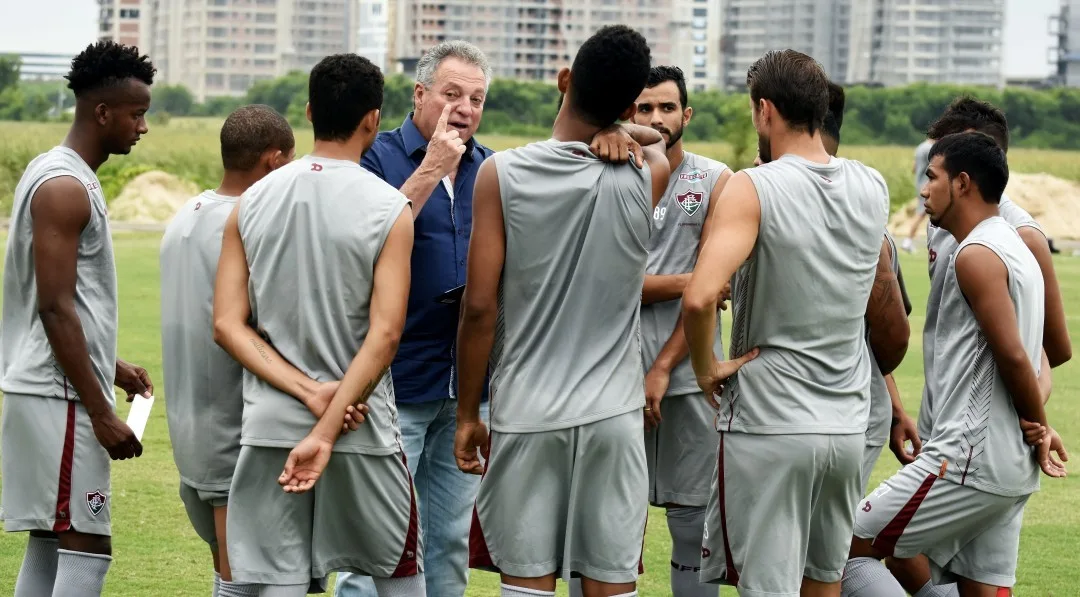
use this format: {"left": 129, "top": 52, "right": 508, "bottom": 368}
{"left": 0, "top": 0, "right": 1064, "bottom": 79}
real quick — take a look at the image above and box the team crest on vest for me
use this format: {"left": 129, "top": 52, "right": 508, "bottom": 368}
{"left": 86, "top": 491, "right": 107, "bottom": 517}
{"left": 676, "top": 190, "right": 703, "bottom": 217}
{"left": 679, "top": 168, "right": 708, "bottom": 181}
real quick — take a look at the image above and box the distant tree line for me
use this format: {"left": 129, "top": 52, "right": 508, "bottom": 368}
{"left": 4, "top": 54, "right": 1080, "bottom": 153}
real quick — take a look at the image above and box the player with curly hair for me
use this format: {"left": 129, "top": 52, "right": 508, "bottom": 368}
{"left": 1, "top": 40, "right": 156, "bottom": 597}
{"left": 453, "top": 25, "right": 749, "bottom": 597}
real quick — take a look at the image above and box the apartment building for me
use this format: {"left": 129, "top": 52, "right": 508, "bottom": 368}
{"left": 868, "top": 0, "right": 1004, "bottom": 87}
{"left": 13, "top": 52, "right": 77, "bottom": 81}
{"left": 392, "top": 0, "right": 723, "bottom": 91}
{"left": 97, "top": 0, "right": 144, "bottom": 49}
{"left": 719, "top": 0, "right": 851, "bottom": 89}
{"left": 718, "top": 0, "right": 1005, "bottom": 89}
{"left": 357, "top": 0, "right": 391, "bottom": 72}
{"left": 140, "top": 0, "right": 356, "bottom": 101}
{"left": 1053, "top": 0, "right": 1080, "bottom": 86}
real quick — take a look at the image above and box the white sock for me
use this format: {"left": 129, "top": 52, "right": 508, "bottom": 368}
{"left": 499, "top": 584, "right": 555, "bottom": 597}
{"left": 373, "top": 573, "right": 426, "bottom": 597}
{"left": 611, "top": 592, "right": 638, "bottom": 597}
{"left": 254, "top": 584, "right": 308, "bottom": 597}
{"left": 213, "top": 572, "right": 221, "bottom": 597}
{"left": 217, "top": 578, "right": 259, "bottom": 597}
{"left": 52, "top": 549, "right": 113, "bottom": 597}
{"left": 667, "top": 507, "right": 717, "bottom": 597}
{"left": 14, "top": 535, "right": 59, "bottom": 597}
{"left": 915, "top": 580, "right": 960, "bottom": 597}
{"left": 841, "top": 557, "right": 906, "bottom": 597}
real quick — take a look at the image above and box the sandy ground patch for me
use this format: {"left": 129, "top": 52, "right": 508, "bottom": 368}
{"left": 889, "top": 172, "right": 1080, "bottom": 241}
{"left": 109, "top": 170, "right": 199, "bottom": 225}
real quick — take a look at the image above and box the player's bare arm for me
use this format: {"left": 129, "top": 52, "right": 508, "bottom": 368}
{"left": 1038, "top": 348, "right": 1052, "bottom": 403}
{"left": 115, "top": 358, "right": 153, "bottom": 402}
{"left": 590, "top": 122, "right": 664, "bottom": 168}
{"left": 642, "top": 169, "right": 733, "bottom": 305}
{"left": 887, "top": 373, "right": 921, "bottom": 464}
{"left": 643, "top": 170, "right": 734, "bottom": 426}
{"left": 31, "top": 176, "right": 142, "bottom": 460}
{"left": 399, "top": 104, "right": 465, "bottom": 216}
{"left": 279, "top": 209, "right": 414, "bottom": 494}
{"left": 683, "top": 171, "right": 761, "bottom": 395}
{"left": 955, "top": 244, "right": 1065, "bottom": 477}
{"left": 866, "top": 237, "right": 909, "bottom": 375}
{"left": 212, "top": 203, "right": 353, "bottom": 424}
{"left": 454, "top": 157, "right": 504, "bottom": 475}
{"left": 644, "top": 314, "right": 684, "bottom": 430}
{"left": 1016, "top": 226, "right": 1071, "bottom": 367}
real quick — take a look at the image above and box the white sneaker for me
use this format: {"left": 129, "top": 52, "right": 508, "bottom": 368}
{"left": 901, "top": 238, "right": 915, "bottom": 253}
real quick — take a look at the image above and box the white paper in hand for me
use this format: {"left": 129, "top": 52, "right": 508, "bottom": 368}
{"left": 126, "top": 394, "right": 155, "bottom": 441}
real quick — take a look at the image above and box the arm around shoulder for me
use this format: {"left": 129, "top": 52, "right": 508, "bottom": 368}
{"left": 643, "top": 145, "right": 670, "bottom": 209}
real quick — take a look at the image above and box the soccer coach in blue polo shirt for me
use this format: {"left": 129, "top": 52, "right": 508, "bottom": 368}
{"left": 335, "top": 40, "right": 493, "bottom": 597}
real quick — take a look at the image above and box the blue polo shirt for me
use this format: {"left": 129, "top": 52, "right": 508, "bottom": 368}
{"left": 361, "top": 113, "right": 494, "bottom": 405}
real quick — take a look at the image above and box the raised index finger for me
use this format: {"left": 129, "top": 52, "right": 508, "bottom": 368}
{"left": 435, "top": 104, "right": 451, "bottom": 135}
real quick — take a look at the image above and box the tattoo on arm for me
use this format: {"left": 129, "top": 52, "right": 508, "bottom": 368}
{"left": 250, "top": 338, "right": 272, "bottom": 365}
{"left": 352, "top": 364, "right": 389, "bottom": 407}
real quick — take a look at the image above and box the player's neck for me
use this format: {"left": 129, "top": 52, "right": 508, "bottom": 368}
{"left": 216, "top": 170, "right": 261, "bottom": 198}
{"left": 768, "top": 130, "right": 830, "bottom": 165}
{"left": 61, "top": 121, "right": 108, "bottom": 172}
{"left": 550, "top": 102, "right": 602, "bottom": 144}
{"left": 311, "top": 138, "right": 366, "bottom": 163}
{"left": 667, "top": 143, "right": 685, "bottom": 173}
{"left": 948, "top": 201, "right": 998, "bottom": 243}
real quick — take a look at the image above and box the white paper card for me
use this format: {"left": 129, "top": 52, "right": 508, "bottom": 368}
{"left": 126, "top": 394, "right": 155, "bottom": 441}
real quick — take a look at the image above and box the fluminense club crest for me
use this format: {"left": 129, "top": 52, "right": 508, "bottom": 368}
{"left": 86, "top": 490, "right": 107, "bottom": 517}
{"left": 676, "top": 190, "right": 703, "bottom": 217}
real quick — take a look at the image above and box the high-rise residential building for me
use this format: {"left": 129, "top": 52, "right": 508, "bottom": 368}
{"left": 1053, "top": 0, "right": 1080, "bottom": 86}
{"left": 718, "top": 0, "right": 1005, "bottom": 89}
{"left": 357, "top": 0, "right": 391, "bottom": 72}
{"left": 141, "top": 0, "right": 356, "bottom": 101}
{"left": 392, "top": 0, "right": 723, "bottom": 91}
{"left": 719, "top": 0, "right": 852, "bottom": 89}
{"left": 866, "top": 0, "right": 1004, "bottom": 87}
{"left": 98, "top": 0, "right": 144, "bottom": 49}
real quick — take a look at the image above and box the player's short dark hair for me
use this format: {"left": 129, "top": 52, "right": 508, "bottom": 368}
{"left": 309, "top": 54, "right": 383, "bottom": 142}
{"left": 928, "top": 132, "right": 1008, "bottom": 205}
{"left": 822, "top": 81, "right": 845, "bottom": 143}
{"left": 220, "top": 105, "right": 295, "bottom": 171}
{"left": 927, "top": 96, "right": 1009, "bottom": 153}
{"left": 647, "top": 65, "right": 688, "bottom": 109}
{"left": 746, "top": 49, "right": 829, "bottom": 135}
{"left": 65, "top": 40, "right": 156, "bottom": 97}
{"left": 569, "top": 25, "right": 652, "bottom": 127}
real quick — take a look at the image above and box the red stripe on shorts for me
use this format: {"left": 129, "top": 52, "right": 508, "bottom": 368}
{"left": 52, "top": 390, "right": 77, "bottom": 533}
{"left": 468, "top": 436, "right": 496, "bottom": 571}
{"left": 391, "top": 453, "right": 420, "bottom": 577}
{"left": 717, "top": 432, "right": 740, "bottom": 586}
{"left": 871, "top": 473, "right": 937, "bottom": 557}
{"left": 637, "top": 511, "right": 648, "bottom": 574}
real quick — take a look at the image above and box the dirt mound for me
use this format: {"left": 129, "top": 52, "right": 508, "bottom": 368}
{"left": 888, "top": 173, "right": 1080, "bottom": 240}
{"left": 109, "top": 170, "right": 199, "bottom": 225}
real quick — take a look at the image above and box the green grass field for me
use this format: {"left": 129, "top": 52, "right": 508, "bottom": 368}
{"left": 0, "top": 233, "right": 1077, "bottom": 596}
